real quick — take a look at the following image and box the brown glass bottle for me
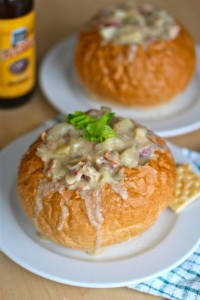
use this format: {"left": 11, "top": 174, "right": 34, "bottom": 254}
{"left": 0, "top": 0, "right": 35, "bottom": 108}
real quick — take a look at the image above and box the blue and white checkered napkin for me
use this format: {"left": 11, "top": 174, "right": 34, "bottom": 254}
{"left": 129, "top": 243, "right": 200, "bottom": 300}
{"left": 129, "top": 149, "right": 200, "bottom": 300}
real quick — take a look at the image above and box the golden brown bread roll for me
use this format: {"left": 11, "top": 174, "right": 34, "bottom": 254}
{"left": 18, "top": 107, "right": 176, "bottom": 253}
{"left": 75, "top": 2, "right": 196, "bottom": 106}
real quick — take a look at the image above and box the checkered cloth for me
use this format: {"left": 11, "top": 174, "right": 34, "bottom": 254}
{"left": 129, "top": 149, "right": 200, "bottom": 300}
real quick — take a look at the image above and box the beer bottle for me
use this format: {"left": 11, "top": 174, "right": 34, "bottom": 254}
{"left": 0, "top": 0, "right": 35, "bottom": 108}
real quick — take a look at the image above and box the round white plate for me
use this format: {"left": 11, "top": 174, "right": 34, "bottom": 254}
{"left": 39, "top": 35, "right": 200, "bottom": 138}
{"left": 1, "top": 124, "right": 200, "bottom": 288}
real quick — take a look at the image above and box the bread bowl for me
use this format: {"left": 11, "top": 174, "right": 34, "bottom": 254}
{"left": 75, "top": 2, "right": 196, "bottom": 107}
{"left": 18, "top": 107, "right": 176, "bottom": 253}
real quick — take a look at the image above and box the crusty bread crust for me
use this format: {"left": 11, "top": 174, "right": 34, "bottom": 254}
{"left": 18, "top": 135, "right": 176, "bottom": 252}
{"left": 75, "top": 24, "right": 196, "bottom": 106}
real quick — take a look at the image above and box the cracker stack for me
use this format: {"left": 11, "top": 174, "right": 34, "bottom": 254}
{"left": 169, "top": 164, "right": 200, "bottom": 213}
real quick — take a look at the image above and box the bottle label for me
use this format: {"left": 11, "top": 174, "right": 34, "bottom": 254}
{"left": 0, "top": 11, "right": 35, "bottom": 99}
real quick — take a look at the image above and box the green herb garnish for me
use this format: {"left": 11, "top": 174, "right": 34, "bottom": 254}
{"left": 67, "top": 111, "right": 95, "bottom": 129}
{"left": 66, "top": 111, "right": 116, "bottom": 142}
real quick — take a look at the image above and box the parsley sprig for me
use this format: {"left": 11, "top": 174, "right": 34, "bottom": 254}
{"left": 66, "top": 111, "right": 116, "bottom": 142}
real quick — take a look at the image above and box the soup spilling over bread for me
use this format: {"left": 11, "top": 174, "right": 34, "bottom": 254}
{"left": 18, "top": 107, "right": 176, "bottom": 254}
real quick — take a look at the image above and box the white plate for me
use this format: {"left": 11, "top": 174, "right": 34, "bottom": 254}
{"left": 39, "top": 35, "right": 200, "bottom": 138}
{"left": 1, "top": 124, "right": 200, "bottom": 288}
